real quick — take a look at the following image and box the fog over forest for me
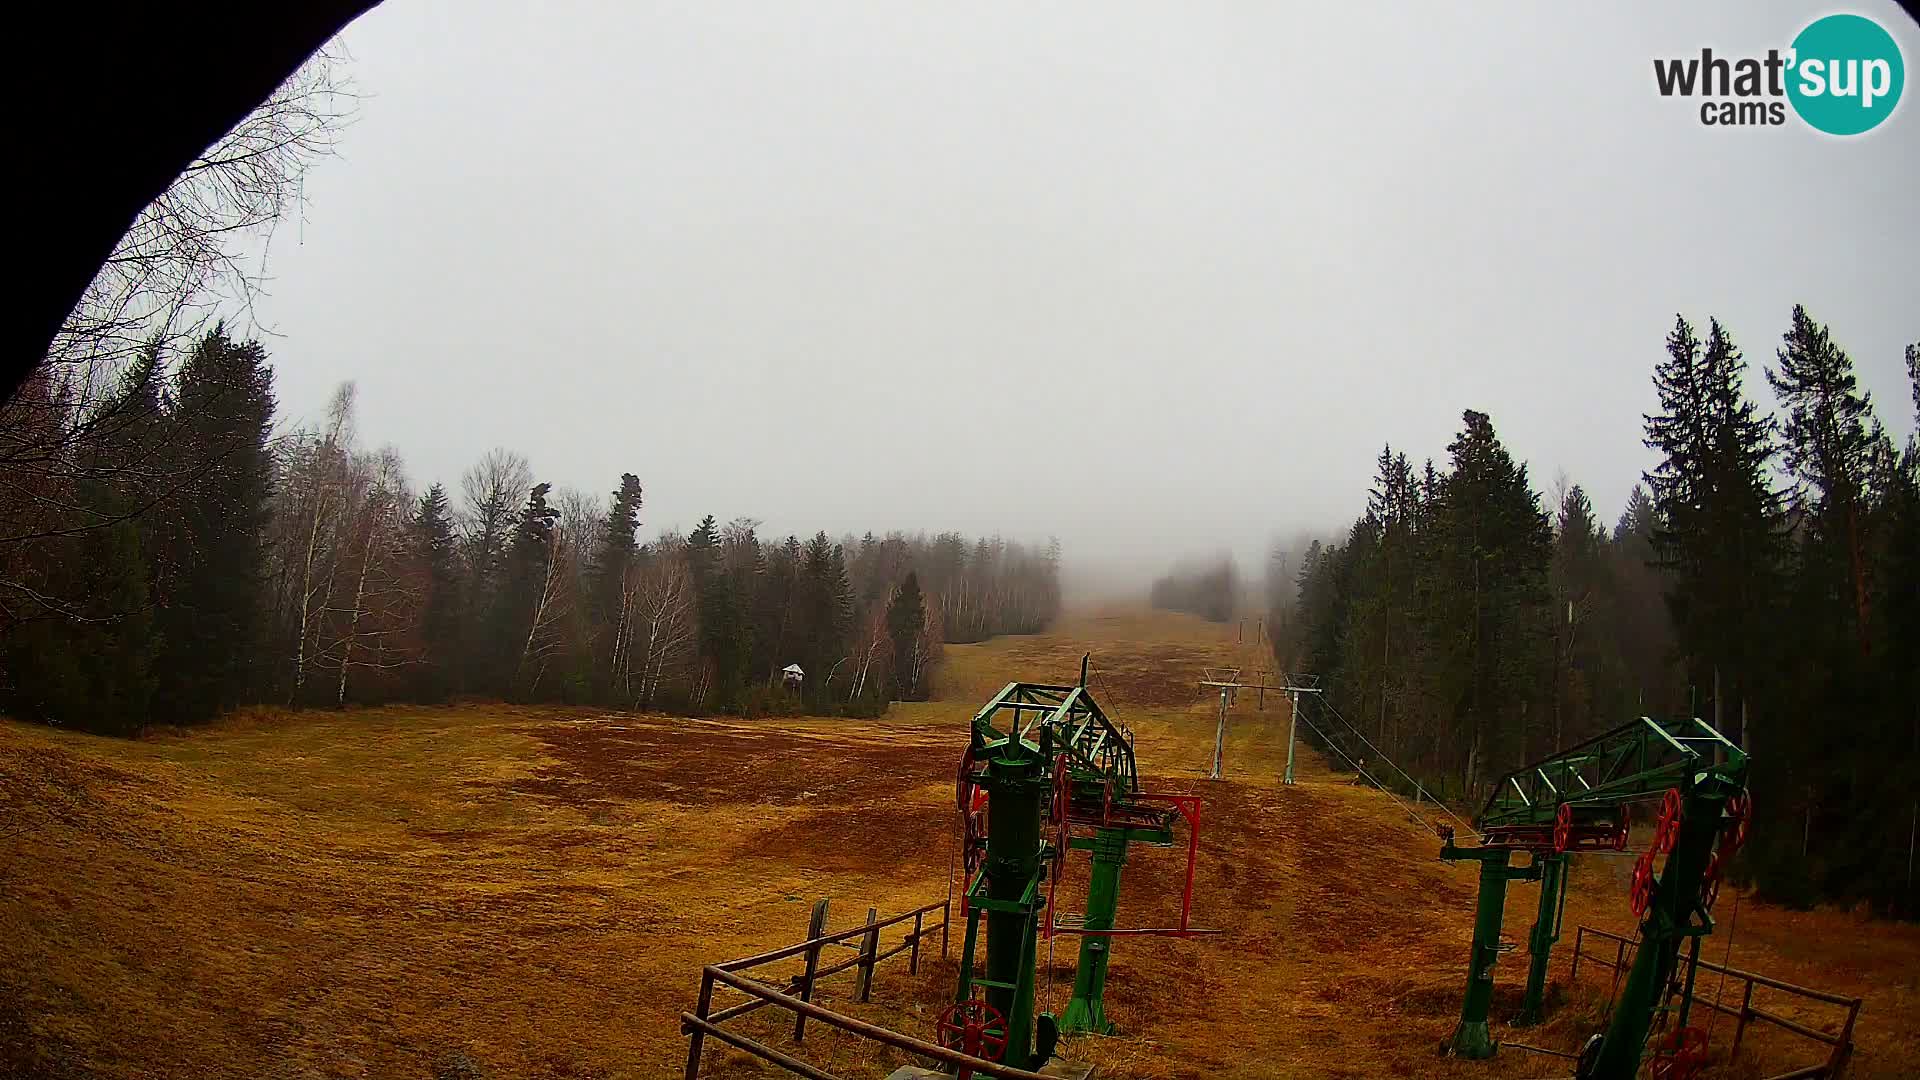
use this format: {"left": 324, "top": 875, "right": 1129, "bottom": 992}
{"left": 238, "top": 1, "right": 1914, "bottom": 595}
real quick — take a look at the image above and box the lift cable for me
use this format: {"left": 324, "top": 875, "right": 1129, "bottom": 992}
{"left": 1505, "top": 1043, "right": 1579, "bottom": 1060}
{"left": 1313, "top": 695, "right": 1483, "bottom": 842}
{"left": 1703, "top": 889, "right": 1744, "bottom": 1044}
{"left": 1289, "top": 705, "right": 1452, "bottom": 842}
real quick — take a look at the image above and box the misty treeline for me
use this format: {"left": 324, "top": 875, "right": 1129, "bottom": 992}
{"left": 0, "top": 329, "right": 1062, "bottom": 734}
{"left": 1277, "top": 307, "right": 1918, "bottom": 917}
{"left": 1149, "top": 555, "right": 1240, "bottom": 623}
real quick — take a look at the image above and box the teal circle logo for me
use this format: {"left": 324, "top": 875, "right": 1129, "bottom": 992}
{"left": 1787, "top": 14, "right": 1904, "bottom": 135}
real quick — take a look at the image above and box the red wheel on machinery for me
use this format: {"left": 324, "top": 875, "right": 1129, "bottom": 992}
{"left": 956, "top": 746, "right": 978, "bottom": 815}
{"left": 1654, "top": 787, "right": 1684, "bottom": 855}
{"left": 1630, "top": 849, "right": 1658, "bottom": 918}
{"left": 1553, "top": 802, "right": 1573, "bottom": 853}
{"left": 961, "top": 782, "right": 990, "bottom": 882}
{"left": 1699, "top": 851, "right": 1724, "bottom": 912}
{"left": 1648, "top": 1025, "right": 1709, "bottom": 1080}
{"left": 1724, "top": 790, "right": 1752, "bottom": 853}
{"left": 935, "top": 998, "right": 1008, "bottom": 1061}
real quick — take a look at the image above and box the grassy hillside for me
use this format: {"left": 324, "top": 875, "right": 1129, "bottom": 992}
{"left": 2, "top": 608, "right": 1913, "bottom": 1078}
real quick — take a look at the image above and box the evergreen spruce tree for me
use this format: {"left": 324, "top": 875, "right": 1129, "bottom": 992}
{"left": 687, "top": 515, "right": 750, "bottom": 707}
{"left": 1642, "top": 316, "right": 1785, "bottom": 740}
{"left": 588, "top": 473, "right": 644, "bottom": 695}
{"left": 495, "top": 482, "right": 559, "bottom": 695}
{"left": 886, "top": 572, "right": 928, "bottom": 700}
{"left": 1422, "top": 410, "right": 1552, "bottom": 787}
{"left": 1645, "top": 315, "right": 1796, "bottom": 895}
{"left": 1767, "top": 306, "right": 1880, "bottom": 654}
{"left": 0, "top": 488, "right": 157, "bottom": 735}
{"left": 150, "top": 326, "right": 276, "bottom": 724}
{"left": 412, "top": 483, "right": 462, "bottom": 699}
{"left": 1549, "top": 484, "right": 1615, "bottom": 749}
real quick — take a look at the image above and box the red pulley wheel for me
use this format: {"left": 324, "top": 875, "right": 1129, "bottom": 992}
{"left": 1699, "top": 851, "right": 1724, "bottom": 912}
{"left": 956, "top": 746, "right": 978, "bottom": 815}
{"left": 1630, "top": 849, "right": 1658, "bottom": 918}
{"left": 1724, "top": 790, "right": 1752, "bottom": 853}
{"left": 935, "top": 998, "right": 1008, "bottom": 1062}
{"left": 1649, "top": 1025, "right": 1709, "bottom": 1080}
{"left": 1553, "top": 802, "right": 1573, "bottom": 853}
{"left": 1654, "top": 787, "right": 1684, "bottom": 855}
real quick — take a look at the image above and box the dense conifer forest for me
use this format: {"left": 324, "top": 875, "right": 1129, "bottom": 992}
{"left": 1276, "top": 310, "right": 1918, "bottom": 916}
{"left": 0, "top": 331, "right": 1063, "bottom": 729}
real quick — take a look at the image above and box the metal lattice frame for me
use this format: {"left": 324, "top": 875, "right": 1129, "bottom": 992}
{"left": 1440, "top": 714, "right": 1749, "bottom": 1070}
{"left": 955, "top": 679, "right": 1211, "bottom": 1057}
{"left": 1477, "top": 716, "right": 1745, "bottom": 830}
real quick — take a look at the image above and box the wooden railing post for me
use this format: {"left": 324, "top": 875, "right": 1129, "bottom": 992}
{"left": 910, "top": 909, "right": 925, "bottom": 974}
{"left": 684, "top": 968, "right": 714, "bottom": 1080}
{"left": 792, "top": 898, "right": 830, "bottom": 1042}
{"left": 1610, "top": 937, "right": 1627, "bottom": 1000}
{"left": 941, "top": 895, "right": 951, "bottom": 959}
{"left": 856, "top": 907, "right": 880, "bottom": 1003}
{"left": 1570, "top": 926, "right": 1583, "bottom": 982}
{"left": 1732, "top": 979, "right": 1754, "bottom": 1057}
{"left": 1828, "top": 997, "right": 1861, "bottom": 1078}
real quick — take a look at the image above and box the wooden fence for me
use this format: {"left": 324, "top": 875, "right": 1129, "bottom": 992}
{"left": 1570, "top": 925, "right": 1863, "bottom": 1080}
{"left": 682, "top": 895, "right": 1051, "bottom": 1080}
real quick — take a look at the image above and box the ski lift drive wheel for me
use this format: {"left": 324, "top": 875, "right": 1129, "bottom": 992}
{"left": 1653, "top": 787, "right": 1684, "bottom": 855}
{"left": 935, "top": 998, "right": 1008, "bottom": 1062}
{"left": 1698, "top": 851, "right": 1724, "bottom": 912}
{"left": 1648, "top": 1025, "right": 1709, "bottom": 1080}
{"left": 1630, "top": 849, "right": 1659, "bottom": 917}
{"left": 955, "top": 746, "right": 977, "bottom": 814}
{"left": 1724, "top": 789, "right": 1753, "bottom": 853}
{"left": 1553, "top": 802, "right": 1573, "bottom": 853}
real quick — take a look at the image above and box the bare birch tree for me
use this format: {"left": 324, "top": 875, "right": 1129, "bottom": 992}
{"left": 632, "top": 544, "right": 699, "bottom": 707}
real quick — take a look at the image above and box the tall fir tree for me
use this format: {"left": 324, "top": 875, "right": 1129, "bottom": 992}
{"left": 687, "top": 515, "right": 751, "bottom": 707}
{"left": 1422, "top": 409, "right": 1552, "bottom": 785}
{"left": 1642, "top": 316, "right": 1785, "bottom": 741}
{"left": 1768, "top": 305, "right": 1881, "bottom": 655}
{"left": 150, "top": 326, "right": 276, "bottom": 724}
{"left": 495, "top": 482, "right": 560, "bottom": 695}
{"left": 886, "top": 572, "right": 928, "bottom": 701}
{"left": 588, "top": 473, "right": 644, "bottom": 692}
{"left": 412, "top": 483, "right": 461, "bottom": 699}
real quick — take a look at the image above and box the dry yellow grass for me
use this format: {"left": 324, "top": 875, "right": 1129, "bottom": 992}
{"left": 2, "top": 607, "right": 1913, "bottom": 1079}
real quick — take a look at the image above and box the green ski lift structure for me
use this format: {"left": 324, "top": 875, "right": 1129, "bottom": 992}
{"left": 943, "top": 665, "right": 1214, "bottom": 1071}
{"left": 1436, "top": 715, "right": 1751, "bottom": 1080}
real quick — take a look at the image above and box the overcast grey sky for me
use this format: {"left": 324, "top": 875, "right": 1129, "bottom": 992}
{"left": 249, "top": 1, "right": 1918, "bottom": 593}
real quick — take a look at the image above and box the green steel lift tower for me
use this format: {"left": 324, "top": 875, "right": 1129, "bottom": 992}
{"left": 1436, "top": 716, "right": 1749, "bottom": 1078}
{"left": 947, "top": 676, "right": 1209, "bottom": 1068}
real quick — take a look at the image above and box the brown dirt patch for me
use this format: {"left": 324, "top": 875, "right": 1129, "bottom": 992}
{"left": 503, "top": 717, "right": 952, "bottom": 809}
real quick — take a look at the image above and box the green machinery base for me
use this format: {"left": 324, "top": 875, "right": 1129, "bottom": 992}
{"left": 1059, "top": 828, "right": 1129, "bottom": 1035}
{"left": 954, "top": 732, "right": 1053, "bottom": 1070}
{"left": 1438, "top": 845, "right": 1545, "bottom": 1059}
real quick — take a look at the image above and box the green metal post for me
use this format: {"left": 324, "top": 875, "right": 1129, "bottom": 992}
{"left": 980, "top": 740, "right": 1047, "bottom": 1070}
{"left": 956, "top": 905, "right": 981, "bottom": 1001}
{"left": 1675, "top": 932, "right": 1703, "bottom": 1029}
{"left": 1450, "top": 848, "right": 1512, "bottom": 1058}
{"left": 1439, "top": 842, "right": 1542, "bottom": 1059}
{"left": 1060, "top": 828, "right": 1128, "bottom": 1034}
{"left": 1516, "top": 852, "right": 1566, "bottom": 1026}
